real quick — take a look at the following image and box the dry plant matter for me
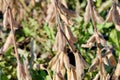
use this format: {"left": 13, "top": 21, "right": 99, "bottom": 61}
{"left": 2, "top": 1, "right": 32, "bottom": 80}
{"left": 82, "top": 0, "right": 119, "bottom": 80}
{"left": 1, "top": 0, "right": 120, "bottom": 80}
{"left": 48, "top": 0, "right": 88, "bottom": 80}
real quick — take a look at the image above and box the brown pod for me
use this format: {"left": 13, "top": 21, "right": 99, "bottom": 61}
{"left": 106, "top": 7, "right": 113, "bottom": 22}
{"left": 67, "top": 69, "right": 71, "bottom": 80}
{"left": 100, "top": 62, "right": 106, "bottom": 80}
{"left": 55, "top": 72, "right": 65, "bottom": 80}
{"left": 49, "top": 53, "right": 59, "bottom": 69}
{"left": 59, "top": 52, "right": 65, "bottom": 76}
{"left": 93, "top": 72, "right": 100, "bottom": 80}
{"left": 46, "top": 3, "right": 55, "bottom": 27}
{"left": 59, "top": 2, "right": 76, "bottom": 17}
{"left": 3, "top": 7, "right": 10, "bottom": 28}
{"left": 81, "top": 42, "right": 94, "bottom": 48}
{"left": 89, "top": 57, "right": 99, "bottom": 72}
{"left": 114, "top": 55, "right": 120, "bottom": 78}
{"left": 95, "top": 33, "right": 100, "bottom": 44}
{"left": 17, "top": 62, "right": 26, "bottom": 80}
{"left": 74, "top": 52, "right": 85, "bottom": 80}
{"left": 57, "top": 3, "right": 73, "bottom": 25}
{"left": 63, "top": 53, "right": 70, "bottom": 70}
{"left": 2, "top": 32, "right": 13, "bottom": 53}
{"left": 24, "top": 61, "right": 32, "bottom": 80}
{"left": 52, "top": 29, "right": 66, "bottom": 52}
{"left": 112, "top": 3, "right": 120, "bottom": 31}
{"left": 93, "top": 7, "right": 104, "bottom": 24}
{"left": 98, "top": 33, "right": 107, "bottom": 46}
{"left": 107, "top": 53, "right": 117, "bottom": 66}
{"left": 81, "top": 34, "right": 95, "bottom": 48}
{"left": 65, "top": 25, "right": 77, "bottom": 44}
{"left": 84, "top": 0, "right": 90, "bottom": 24}
{"left": 70, "top": 67, "right": 77, "bottom": 80}
{"left": 87, "top": 34, "right": 95, "bottom": 43}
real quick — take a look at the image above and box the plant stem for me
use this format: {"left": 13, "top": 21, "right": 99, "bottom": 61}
{"left": 89, "top": 0, "right": 105, "bottom": 79}
{"left": 8, "top": 7, "right": 20, "bottom": 63}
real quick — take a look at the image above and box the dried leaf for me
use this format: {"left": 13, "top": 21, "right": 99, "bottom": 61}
{"left": 93, "top": 7, "right": 104, "bottom": 24}
{"left": 112, "top": 3, "right": 120, "bottom": 31}
{"left": 106, "top": 7, "right": 113, "bottom": 22}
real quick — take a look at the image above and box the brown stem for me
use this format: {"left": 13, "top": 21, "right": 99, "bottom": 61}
{"left": 59, "top": 27, "right": 76, "bottom": 53}
{"left": 97, "top": 43, "right": 105, "bottom": 79}
{"left": 8, "top": 7, "right": 20, "bottom": 63}
{"left": 89, "top": 0, "right": 105, "bottom": 79}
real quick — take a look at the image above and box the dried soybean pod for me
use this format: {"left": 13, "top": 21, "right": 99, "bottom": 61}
{"left": 74, "top": 52, "right": 86, "bottom": 80}
{"left": 112, "top": 3, "right": 120, "bottom": 31}
{"left": 93, "top": 7, "right": 104, "bottom": 24}
{"left": 3, "top": 6, "right": 10, "bottom": 28}
{"left": 106, "top": 7, "right": 113, "bottom": 22}
{"left": 84, "top": 0, "right": 90, "bottom": 24}
{"left": 113, "top": 55, "right": 120, "bottom": 79}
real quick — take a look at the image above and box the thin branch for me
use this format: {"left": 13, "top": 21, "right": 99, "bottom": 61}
{"left": 59, "top": 27, "right": 76, "bottom": 53}
{"left": 8, "top": 7, "right": 20, "bottom": 63}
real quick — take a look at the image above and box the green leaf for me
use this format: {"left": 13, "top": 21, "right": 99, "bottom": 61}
{"left": 0, "top": 70, "right": 8, "bottom": 80}
{"left": 109, "top": 30, "right": 120, "bottom": 50}
{"left": 97, "top": 22, "right": 113, "bottom": 31}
